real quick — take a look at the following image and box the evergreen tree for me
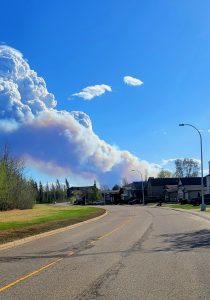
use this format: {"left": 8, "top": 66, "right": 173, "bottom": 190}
{"left": 38, "top": 181, "right": 44, "bottom": 203}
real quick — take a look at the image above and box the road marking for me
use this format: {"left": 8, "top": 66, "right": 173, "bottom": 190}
{"left": 0, "top": 217, "right": 132, "bottom": 293}
{"left": 0, "top": 252, "right": 74, "bottom": 293}
{"left": 97, "top": 217, "right": 132, "bottom": 240}
{"left": 88, "top": 217, "right": 132, "bottom": 246}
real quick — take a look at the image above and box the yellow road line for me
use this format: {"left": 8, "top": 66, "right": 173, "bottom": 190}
{"left": 0, "top": 217, "right": 132, "bottom": 293}
{"left": 97, "top": 217, "right": 132, "bottom": 240}
{"left": 0, "top": 251, "right": 75, "bottom": 293}
{"left": 88, "top": 218, "right": 132, "bottom": 246}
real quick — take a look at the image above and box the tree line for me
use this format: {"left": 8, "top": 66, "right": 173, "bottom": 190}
{"left": 36, "top": 178, "right": 71, "bottom": 204}
{"left": 0, "top": 146, "right": 72, "bottom": 211}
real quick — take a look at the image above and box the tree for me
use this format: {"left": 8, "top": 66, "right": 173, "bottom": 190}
{"left": 174, "top": 158, "right": 200, "bottom": 178}
{"left": 65, "top": 178, "right": 70, "bottom": 190}
{"left": 51, "top": 183, "right": 56, "bottom": 202}
{"left": 44, "top": 182, "right": 50, "bottom": 203}
{"left": 157, "top": 169, "right": 173, "bottom": 178}
{"left": 38, "top": 181, "right": 44, "bottom": 203}
{"left": 112, "top": 184, "right": 121, "bottom": 190}
{"left": 87, "top": 186, "right": 101, "bottom": 203}
{"left": 100, "top": 184, "right": 109, "bottom": 191}
{"left": 0, "top": 146, "right": 36, "bottom": 210}
{"left": 65, "top": 178, "right": 72, "bottom": 198}
{"left": 30, "top": 179, "right": 39, "bottom": 203}
{"left": 122, "top": 177, "right": 128, "bottom": 187}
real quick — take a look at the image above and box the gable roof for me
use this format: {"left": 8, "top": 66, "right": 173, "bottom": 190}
{"left": 165, "top": 185, "right": 178, "bottom": 192}
{"left": 148, "top": 178, "right": 179, "bottom": 186}
{"left": 148, "top": 177, "right": 206, "bottom": 187}
{"left": 180, "top": 177, "right": 206, "bottom": 186}
{"left": 123, "top": 181, "right": 145, "bottom": 190}
{"left": 131, "top": 181, "right": 144, "bottom": 189}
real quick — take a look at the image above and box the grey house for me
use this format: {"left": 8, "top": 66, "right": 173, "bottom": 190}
{"left": 147, "top": 177, "right": 207, "bottom": 202}
{"left": 123, "top": 181, "right": 145, "bottom": 203}
{"left": 177, "top": 177, "right": 207, "bottom": 201}
{"left": 147, "top": 177, "right": 179, "bottom": 199}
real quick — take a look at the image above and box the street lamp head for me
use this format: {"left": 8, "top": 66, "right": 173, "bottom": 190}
{"left": 179, "top": 123, "right": 185, "bottom": 127}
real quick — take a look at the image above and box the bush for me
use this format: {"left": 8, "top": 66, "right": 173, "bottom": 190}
{"left": 180, "top": 199, "right": 188, "bottom": 205}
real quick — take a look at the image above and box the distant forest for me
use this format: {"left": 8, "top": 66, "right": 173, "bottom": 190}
{"left": 0, "top": 147, "right": 70, "bottom": 211}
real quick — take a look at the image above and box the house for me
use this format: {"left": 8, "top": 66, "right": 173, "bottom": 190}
{"left": 164, "top": 185, "right": 178, "bottom": 202}
{"left": 122, "top": 181, "right": 146, "bottom": 201}
{"left": 68, "top": 181, "right": 97, "bottom": 203}
{"left": 147, "top": 177, "right": 179, "bottom": 199}
{"left": 100, "top": 190, "right": 116, "bottom": 204}
{"left": 205, "top": 174, "right": 210, "bottom": 194}
{"left": 147, "top": 177, "right": 207, "bottom": 202}
{"left": 177, "top": 177, "right": 207, "bottom": 201}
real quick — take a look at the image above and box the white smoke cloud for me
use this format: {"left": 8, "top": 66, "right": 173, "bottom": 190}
{"left": 161, "top": 158, "right": 201, "bottom": 166}
{"left": 70, "top": 111, "right": 92, "bottom": 130}
{"left": 123, "top": 76, "right": 143, "bottom": 86}
{"left": 0, "top": 45, "right": 56, "bottom": 128}
{"left": 0, "top": 45, "right": 158, "bottom": 185}
{"left": 72, "top": 84, "right": 112, "bottom": 100}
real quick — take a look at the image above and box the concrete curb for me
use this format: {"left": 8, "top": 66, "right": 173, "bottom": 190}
{"left": 0, "top": 210, "right": 108, "bottom": 252}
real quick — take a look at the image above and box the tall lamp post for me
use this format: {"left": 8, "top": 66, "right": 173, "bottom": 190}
{"left": 131, "top": 169, "right": 145, "bottom": 205}
{"left": 179, "top": 123, "right": 206, "bottom": 211}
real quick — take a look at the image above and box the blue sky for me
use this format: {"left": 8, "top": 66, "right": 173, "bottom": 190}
{"left": 1, "top": 0, "right": 210, "bottom": 185}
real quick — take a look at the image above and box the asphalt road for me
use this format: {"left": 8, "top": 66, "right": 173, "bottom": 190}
{"left": 1, "top": 206, "right": 210, "bottom": 300}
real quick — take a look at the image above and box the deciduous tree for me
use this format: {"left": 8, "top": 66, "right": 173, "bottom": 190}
{"left": 174, "top": 158, "right": 200, "bottom": 177}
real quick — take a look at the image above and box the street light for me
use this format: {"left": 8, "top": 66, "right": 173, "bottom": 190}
{"left": 179, "top": 123, "right": 206, "bottom": 211}
{"left": 131, "top": 169, "right": 145, "bottom": 205}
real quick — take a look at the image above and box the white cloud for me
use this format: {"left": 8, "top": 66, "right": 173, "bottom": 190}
{"left": 123, "top": 76, "right": 143, "bottom": 86}
{"left": 161, "top": 158, "right": 179, "bottom": 166}
{"left": 0, "top": 45, "right": 159, "bottom": 185}
{"left": 72, "top": 84, "right": 112, "bottom": 100}
{"left": 0, "top": 46, "right": 57, "bottom": 126}
{"left": 70, "top": 111, "right": 92, "bottom": 130}
{"left": 161, "top": 158, "right": 201, "bottom": 167}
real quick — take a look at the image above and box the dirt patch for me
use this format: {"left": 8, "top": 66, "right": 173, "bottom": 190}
{"left": 0, "top": 208, "right": 105, "bottom": 244}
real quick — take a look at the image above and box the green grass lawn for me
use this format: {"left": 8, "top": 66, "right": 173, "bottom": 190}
{"left": 163, "top": 203, "right": 210, "bottom": 210}
{"left": 0, "top": 204, "right": 105, "bottom": 244}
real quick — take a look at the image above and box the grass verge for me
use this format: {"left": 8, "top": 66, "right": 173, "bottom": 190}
{"left": 162, "top": 203, "right": 210, "bottom": 210}
{"left": 0, "top": 204, "right": 105, "bottom": 244}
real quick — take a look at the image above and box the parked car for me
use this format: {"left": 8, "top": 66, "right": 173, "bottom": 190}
{"left": 190, "top": 194, "right": 210, "bottom": 206}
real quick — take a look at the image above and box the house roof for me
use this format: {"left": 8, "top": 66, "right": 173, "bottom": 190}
{"left": 123, "top": 181, "right": 145, "bottom": 190}
{"left": 70, "top": 186, "right": 95, "bottom": 191}
{"left": 148, "top": 177, "right": 206, "bottom": 187}
{"left": 148, "top": 178, "right": 179, "bottom": 186}
{"left": 165, "top": 185, "right": 178, "bottom": 189}
{"left": 131, "top": 181, "right": 144, "bottom": 189}
{"left": 165, "top": 185, "right": 178, "bottom": 192}
{"left": 180, "top": 177, "right": 206, "bottom": 186}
